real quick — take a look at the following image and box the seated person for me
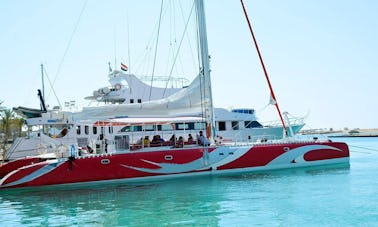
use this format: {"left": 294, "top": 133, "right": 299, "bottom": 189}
{"left": 143, "top": 136, "right": 150, "bottom": 147}
{"left": 176, "top": 136, "right": 184, "bottom": 148}
{"left": 187, "top": 134, "right": 194, "bottom": 143}
{"left": 150, "top": 135, "right": 161, "bottom": 146}
{"left": 169, "top": 134, "right": 176, "bottom": 146}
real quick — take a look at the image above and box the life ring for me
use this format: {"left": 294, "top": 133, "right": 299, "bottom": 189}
{"left": 215, "top": 135, "right": 223, "bottom": 145}
{"left": 36, "top": 143, "right": 48, "bottom": 155}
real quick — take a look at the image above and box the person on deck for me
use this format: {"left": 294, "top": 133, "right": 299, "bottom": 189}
{"left": 176, "top": 136, "right": 184, "bottom": 148}
{"left": 198, "top": 131, "right": 210, "bottom": 146}
{"left": 169, "top": 134, "right": 176, "bottom": 146}
{"left": 143, "top": 136, "right": 150, "bottom": 147}
{"left": 187, "top": 134, "right": 194, "bottom": 143}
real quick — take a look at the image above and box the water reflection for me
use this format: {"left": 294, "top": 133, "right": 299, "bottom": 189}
{"left": 0, "top": 165, "right": 351, "bottom": 226}
{"left": 0, "top": 178, "right": 224, "bottom": 226}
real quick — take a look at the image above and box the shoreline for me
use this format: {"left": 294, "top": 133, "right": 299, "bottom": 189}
{"left": 300, "top": 128, "right": 378, "bottom": 138}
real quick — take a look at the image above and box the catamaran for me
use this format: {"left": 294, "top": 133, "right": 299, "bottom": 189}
{"left": 0, "top": 0, "right": 349, "bottom": 189}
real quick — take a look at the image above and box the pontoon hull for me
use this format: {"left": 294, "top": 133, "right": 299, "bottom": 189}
{"left": 0, "top": 142, "right": 349, "bottom": 189}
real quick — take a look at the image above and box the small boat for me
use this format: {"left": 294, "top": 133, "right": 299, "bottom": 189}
{"left": 0, "top": 0, "right": 349, "bottom": 189}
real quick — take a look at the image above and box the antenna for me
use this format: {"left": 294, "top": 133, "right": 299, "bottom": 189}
{"left": 40, "top": 64, "right": 45, "bottom": 99}
{"left": 114, "top": 26, "right": 117, "bottom": 70}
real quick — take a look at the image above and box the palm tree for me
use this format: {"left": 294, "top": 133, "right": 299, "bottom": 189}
{"left": 0, "top": 100, "right": 4, "bottom": 111}
{"left": 13, "top": 117, "right": 25, "bottom": 137}
{"left": 1, "top": 105, "right": 15, "bottom": 161}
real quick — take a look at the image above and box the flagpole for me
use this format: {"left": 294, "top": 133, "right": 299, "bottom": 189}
{"left": 240, "top": 0, "right": 287, "bottom": 135}
{"left": 40, "top": 64, "right": 45, "bottom": 99}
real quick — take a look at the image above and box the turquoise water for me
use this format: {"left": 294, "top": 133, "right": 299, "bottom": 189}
{"left": 0, "top": 137, "right": 377, "bottom": 226}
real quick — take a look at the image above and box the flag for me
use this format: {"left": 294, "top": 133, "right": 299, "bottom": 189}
{"left": 268, "top": 94, "right": 276, "bottom": 105}
{"left": 121, "top": 63, "right": 128, "bottom": 71}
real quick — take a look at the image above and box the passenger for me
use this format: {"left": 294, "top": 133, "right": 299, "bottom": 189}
{"left": 169, "top": 134, "right": 176, "bottom": 146}
{"left": 143, "top": 136, "right": 150, "bottom": 147}
{"left": 151, "top": 135, "right": 160, "bottom": 145}
{"left": 198, "top": 130, "right": 210, "bottom": 146}
{"left": 187, "top": 134, "right": 194, "bottom": 143}
{"left": 176, "top": 136, "right": 184, "bottom": 148}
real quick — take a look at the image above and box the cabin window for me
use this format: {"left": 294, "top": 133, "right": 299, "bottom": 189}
{"left": 244, "top": 121, "right": 252, "bottom": 128}
{"left": 143, "top": 125, "right": 154, "bottom": 131}
{"left": 176, "top": 123, "right": 189, "bottom": 130}
{"left": 159, "top": 124, "right": 173, "bottom": 131}
{"left": 109, "top": 126, "right": 113, "bottom": 134}
{"left": 232, "top": 121, "right": 239, "bottom": 130}
{"left": 93, "top": 127, "right": 97, "bottom": 134}
{"left": 101, "top": 127, "right": 104, "bottom": 134}
{"left": 194, "top": 122, "right": 206, "bottom": 130}
{"left": 251, "top": 121, "right": 263, "bottom": 128}
{"left": 133, "top": 126, "right": 142, "bottom": 131}
{"left": 137, "top": 99, "right": 142, "bottom": 103}
{"left": 76, "top": 125, "right": 81, "bottom": 135}
{"left": 186, "top": 123, "right": 195, "bottom": 130}
{"left": 121, "top": 125, "right": 142, "bottom": 132}
{"left": 218, "top": 121, "right": 226, "bottom": 131}
{"left": 130, "top": 99, "right": 134, "bottom": 103}
{"left": 85, "top": 126, "right": 89, "bottom": 135}
{"left": 120, "top": 126, "right": 131, "bottom": 132}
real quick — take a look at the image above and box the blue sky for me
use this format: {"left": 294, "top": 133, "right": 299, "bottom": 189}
{"left": 0, "top": 0, "right": 377, "bottom": 130}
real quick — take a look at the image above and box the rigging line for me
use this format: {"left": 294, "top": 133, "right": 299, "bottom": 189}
{"left": 173, "top": 1, "right": 197, "bottom": 86}
{"left": 349, "top": 144, "right": 378, "bottom": 152}
{"left": 164, "top": 0, "right": 175, "bottom": 78}
{"left": 133, "top": 2, "right": 168, "bottom": 75}
{"left": 163, "top": 1, "right": 195, "bottom": 96}
{"left": 47, "top": 0, "right": 88, "bottom": 106}
{"left": 149, "top": 0, "right": 165, "bottom": 101}
{"left": 240, "top": 0, "right": 287, "bottom": 134}
{"left": 43, "top": 67, "right": 62, "bottom": 108}
{"left": 178, "top": 0, "right": 198, "bottom": 79}
{"left": 349, "top": 150, "right": 371, "bottom": 154}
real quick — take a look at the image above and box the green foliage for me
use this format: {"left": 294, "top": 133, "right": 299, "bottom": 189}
{"left": 0, "top": 103, "right": 25, "bottom": 152}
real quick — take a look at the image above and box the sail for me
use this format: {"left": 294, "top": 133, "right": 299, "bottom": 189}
{"left": 73, "top": 74, "right": 207, "bottom": 120}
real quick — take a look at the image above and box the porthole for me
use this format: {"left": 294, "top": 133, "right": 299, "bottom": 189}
{"left": 164, "top": 155, "right": 173, "bottom": 161}
{"left": 101, "top": 159, "right": 110, "bottom": 165}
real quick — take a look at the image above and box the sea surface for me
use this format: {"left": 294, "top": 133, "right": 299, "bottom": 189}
{"left": 0, "top": 137, "right": 377, "bottom": 226}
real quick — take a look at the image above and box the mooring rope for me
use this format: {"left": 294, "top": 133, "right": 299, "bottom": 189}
{"left": 349, "top": 145, "right": 378, "bottom": 153}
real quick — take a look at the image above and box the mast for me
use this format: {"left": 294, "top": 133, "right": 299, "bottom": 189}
{"left": 240, "top": 0, "right": 288, "bottom": 135}
{"left": 195, "top": 0, "right": 216, "bottom": 139}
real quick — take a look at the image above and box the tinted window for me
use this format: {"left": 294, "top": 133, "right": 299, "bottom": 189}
{"left": 218, "top": 121, "right": 226, "bottom": 131}
{"left": 232, "top": 121, "right": 239, "bottom": 130}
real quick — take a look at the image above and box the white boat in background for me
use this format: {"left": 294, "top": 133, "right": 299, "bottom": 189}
{"left": 7, "top": 69, "right": 304, "bottom": 160}
{"left": 0, "top": 0, "right": 348, "bottom": 189}
{"left": 82, "top": 69, "right": 305, "bottom": 138}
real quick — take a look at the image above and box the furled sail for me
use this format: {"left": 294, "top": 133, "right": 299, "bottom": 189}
{"left": 73, "top": 74, "right": 207, "bottom": 121}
